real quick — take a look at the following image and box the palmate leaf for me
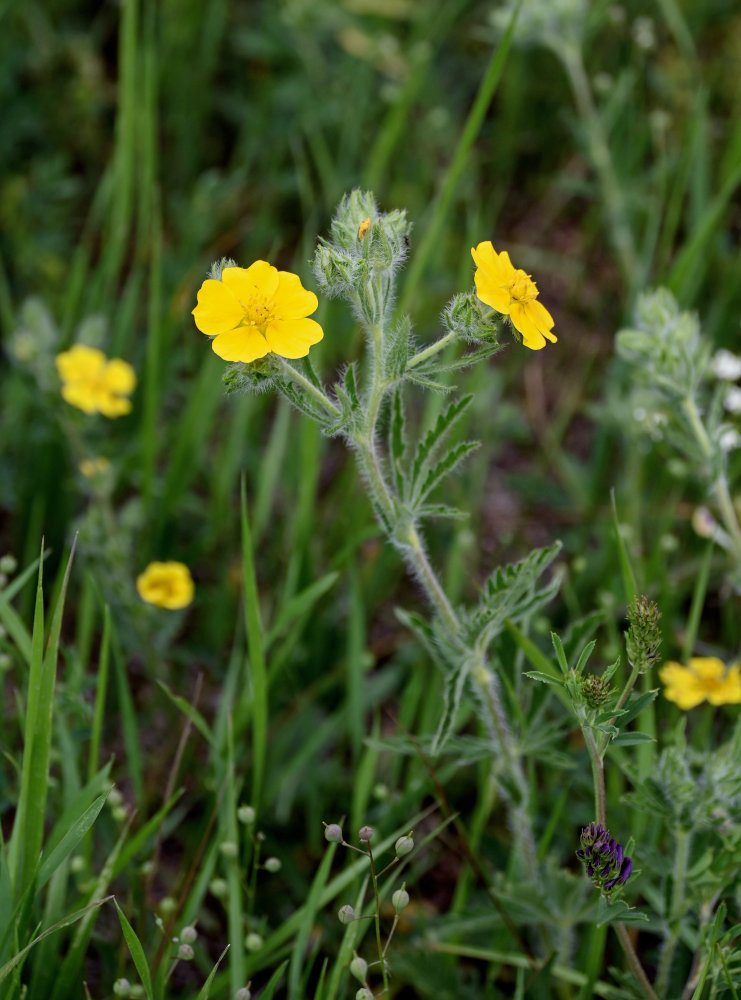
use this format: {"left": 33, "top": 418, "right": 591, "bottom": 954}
{"left": 463, "top": 542, "right": 562, "bottom": 651}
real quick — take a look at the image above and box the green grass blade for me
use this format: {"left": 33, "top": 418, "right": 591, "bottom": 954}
{"left": 0, "top": 897, "right": 113, "bottom": 986}
{"left": 88, "top": 604, "right": 111, "bottom": 782}
{"left": 195, "top": 945, "right": 230, "bottom": 1000}
{"left": 240, "top": 476, "right": 268, "bottom": 809}
{"left": 681, "top": 540, "right": 714, "bottom": 664}
{"left": 288, "top": 842, "right": 337, "bottom": 1000}
{"left": 116, "top": 900, "right": 154, "bottom": 1000}
{"left": 399, "top": 0, "right": 522, "bottom": 311}
{"left": 610, "top": 489, "right": 638, "bottom": 602}
{"left": 37, "top": 794, "right": 108, "bottom": 891}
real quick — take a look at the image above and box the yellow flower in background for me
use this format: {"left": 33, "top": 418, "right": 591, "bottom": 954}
{"left": 192, "top": 261, "right": 324, "bottom": 363}
{"left": 471, "top": 241, "right": 556, "bottom": 350}
{"left": 56, "top": 344, "right": 136, "bottom": 417}
{"left": 659, "top": 657, "right": 741, "bottom": 709}
{"left": 79, "top": 457, "right": 111, "bottom": 478}
{"left": 136, "top": 562, "right": 194, "bottom": 610}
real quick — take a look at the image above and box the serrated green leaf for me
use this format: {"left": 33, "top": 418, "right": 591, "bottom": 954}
{"left": 523, "top": 671, "right": 566, "bottom": 688}
{"left": 416, "top": 440, "right": 479, "bottom": 504}
{"left": 416, "top": 503, "right": 468, "bottom": 520}
{"left": 615, "top": 688, "right": 659, "bottom": 728}
{"left": 389, "top": 389, "right": 406, "bottom": 496}
{"left": 405, "top": 370, "right": 453, "bottom": 392}
{"left": 385, "top": 315, "right": 410, "bottom": 380}
{"left": 611, "top": 731, "right": 655, "bottom": 747}
{"left": 410, "top": 394, "right": 473, "bottom": 494}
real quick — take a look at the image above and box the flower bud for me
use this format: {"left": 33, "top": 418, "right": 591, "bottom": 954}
{"left": 356, "top": 989, "right": 374, "bottom": 1000}
{"left": 158, "top": 896, "right": 176, "bottom": 915}
{"left": 324, "top": 823, "right": 343, "bottom": 843}
{"left": 395, "top": 835, "right": 414, "bottom": 857}
{"left": 180, "top": 925, "right": 198, "bottom": 944}
{"left": 219, "top": 840, "right": 239, "bottom": 860}
{"left": 0, "top": 554, "right": 17, "bottom": 575}
{"left": 338, "top": 904, "right": 355, "bottom": 924}
{"left": 244, "top": 932, "right": 263, "bottom": 952}
{"left": 209, "top": 878, "right": 228, "bottom": 898}
{"left": 237, "top": 805, "right": 256, "bottom": 825}
{"left": 358, "top": 826, "right": 374, "bottom": 842}
{"left": 235, "top": 988, "right": 252, "bottom": 1000}
{"left": 264, "top": 856, "right": 281, "bottom": 873}
{"left": 392, "top": 887, "right": 410, "bottom": 913}
{"left": 177, "top": 943, "right": 194, "bottom": 961}
{"left": 113, "top": 979, "right": 132, "bottom": 998}
{"left": 349, "top": 955, "right": 368, "bottom": 983}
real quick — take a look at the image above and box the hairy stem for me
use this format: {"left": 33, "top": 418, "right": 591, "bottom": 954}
{"left": 615, "top": 923, "right": 660, "bottom": 1000}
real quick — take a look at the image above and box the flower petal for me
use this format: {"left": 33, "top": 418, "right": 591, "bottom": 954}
{"left": 98, "top": 395, "right": 133, "bottom": 417}
{"left": 659, "top": 662, "right": 708, "bottom": 709}
{"left": 193, "top": 278, "right": 244, "bottom": 335}
{"left": 265, "top": 318, "right": 324, "bottom": 358}
{"left": 223, "top": 261, "right": 280, "bottom": 300}
{"left": 471, "top": 242, "right": 513, "bottom": 282}
{"left": 211, "top": 328, "right": 270, "bottom": 363}
{"left": 56, "top": 345, "right": 106, "bottom": 380}
{"left": 688, "top": 657, "right": 725, "bottom": 681}
{"left": 474, "top": 268, "right": 511, "bottom": 314}
{"left": 104, "top": 359, "right": 137, "bottom": 394}
{"left": 274, "top": 271, "right": 319, "bottom": 319}
{"left": 707, "top": 662, "right": 741, "bottom": 704}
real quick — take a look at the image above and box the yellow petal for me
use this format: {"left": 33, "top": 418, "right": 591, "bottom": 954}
{"left": 688, "top": 657, "right": 725, "bottom": 681}
{"left": 211, "top": 328, "right": 270, "bottom": 362}
{"left": 707, "top": 662, "right": 741, "bottom": 705}
{"left": 659, "top": 661, "right": 709, "bottom": 709}
{"left": 56, "top": 344, "right": 106, "bottom": 380}
{"left": 224, "top": 261, "right": 280, "bottom": 300}
{"left": 104, "top": 359, "right": 137, "bottom": 394}
{"left": 193, "top": 278, "right": 244, "bottom": 335}
{"left": 98, "top": 395, "right": 133, "bottom": 417}
{"left": 274, "top": 271, "right": 318, "bottom": 319}
{"left": 61, "top": 383, "right": 98, "bottom": 413}
{"left": 471, "top": 242, "right": 512, "bottom": 283}
{"left": 474, "top": 269, "right": 511, "bottom": 314}
{"left": 265, "top": 318, "right": 324, "bottom": 358}
{"left": 509, "top": 302, "right": 547, "bottom": 349}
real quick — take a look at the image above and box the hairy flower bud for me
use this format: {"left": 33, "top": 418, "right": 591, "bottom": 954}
{"left": 581, "top": 674, "right": 613, "bottom": 709}
{"left": 625, "top": 595, "right": 662, "bottom": 674}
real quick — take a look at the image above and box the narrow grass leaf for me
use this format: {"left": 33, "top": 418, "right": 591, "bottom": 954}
{"left": 156, "top": 681, "right": 215, "bottom": 747}
{"left": 610, "top": 489, "right": 638, "bottom": 602}
{"left": 240, "top": 476, "right": 268, "bottom": 808}
{"left": 195, "top": 945, "right": 230, "bottom": 1000}
{"left": 116, "top": 900, "right": 154, "bottom": 1000}
{"left": 264, "top": 571, "right": 340, "bottom": 652}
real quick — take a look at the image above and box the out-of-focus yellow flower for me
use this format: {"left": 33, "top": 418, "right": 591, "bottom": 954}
{"left": 136, "top": 562, "right": 194, "bottom": 610}
{"left": 357, "top": 217, "right": 371, "bottom": 240}
{"left": 659, "top": 657, "right": 741, "bottom": 710}
{"left": 471, "top": 242, "right": 556, "bottom": 350}
{"left": 192, "top": 261, "right": 323, "bottom": 363}
{"left": 56, "top": 345, "right": 136, "bottom": 416}
{"left": 79, "top": 457, "right": 111, "bottom": 478}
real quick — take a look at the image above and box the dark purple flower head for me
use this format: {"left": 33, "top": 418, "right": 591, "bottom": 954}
{"left": 577, "top": 822, "right": 632, "bottom": 895}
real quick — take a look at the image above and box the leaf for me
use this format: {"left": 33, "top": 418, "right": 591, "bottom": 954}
{"left": 115, "top": 900, "right": 154, "bottom": 1000}
{"left": 468, "top": 543, "right": 562, "bottom": 650}
{"left": 615, "top": 688, "right": 659, "bottom": 728}
{"left": 409, "top": 394, "right": 473, "bottom": 493}
{"left": 388, "top": 389, "right": 406, "bottom": 496}
{"left": 611, "top": 731, "right": 656, "bottom": 747}
{"left": 384, "top": 314, "right": 411, "bottom": 381}
{"left": 416, "top": 503, "right": 468, "bottom": 520}
{"left": 156, "top": 682, "right": 214, "bottom": 746}
{"left": 595, "top": 896, "right": 650, "bottom": 927}
{"left": 404, "top": 370, "right": 453, "bottom": 393}
{"left": 432, "top": 654, "right": 473, "bottom": 756}
{"left": 265, "top": 571, "right": 340, "bottom": 650}
{"left": 417, "top": 440, "right": 479, "bottom": 503}
{"left": 523, "top": 671, "right": 566, "bottom": 688}
{"left": 195, "top": 945, "right": 230, "bottom": 1000}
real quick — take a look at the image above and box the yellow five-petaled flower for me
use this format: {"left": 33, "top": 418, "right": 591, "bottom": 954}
{"left": 192, "top": 261, "right": 324, "bottom": 363}
{"left": 136, "top": 561, "right": 195, "bottom": 610}
{"left": 659, "top": 656, "right": 741, "bottom": 710}
{"left": 471, "top": 241, "right": 556, "bottom": 350}
{"left": 55, "top": 344, "right": 136, "bottom": 417}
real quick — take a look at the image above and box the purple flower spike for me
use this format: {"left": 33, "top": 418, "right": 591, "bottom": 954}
{"left": 577, "top": 821, "right": 633, "bottom": 895}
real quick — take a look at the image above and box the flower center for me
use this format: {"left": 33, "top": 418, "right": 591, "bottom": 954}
{"left": 240, "top": 293, "right": 275, "bottom": 329}
{"left": 508, "top": 270, "right": 538, "bottom": 305}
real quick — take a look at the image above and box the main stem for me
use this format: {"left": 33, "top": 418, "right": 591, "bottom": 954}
{"left": 351, "top": 281, "right": 537, "bottom": 876}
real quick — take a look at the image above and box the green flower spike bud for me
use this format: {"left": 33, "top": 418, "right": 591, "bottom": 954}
{"left": 625, "top": 595, "right": 662, "bottom": 674}
{"left": 581, "top": 674, "right": 613, "bottom": 709}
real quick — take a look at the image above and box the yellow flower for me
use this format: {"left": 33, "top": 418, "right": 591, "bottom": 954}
{"left": 659, "top": 657, "right": 741, "bottom": 710}
{"left": 56, "top": 345, "right": 136, "bottom": 417}
{"left": 357, "top": 217, "right": 371, "bottom": 240}
{"left": 136, "top": 562, "right": 194, "bottom": 610}
{"left": 471, "top": 241, "right": 556, "bottom": 350}
{"left": 79, "top": 457, "right": 111, "bottom": 478}
{"left": 192, "top": 261, "right": 324, "bottom": 363}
